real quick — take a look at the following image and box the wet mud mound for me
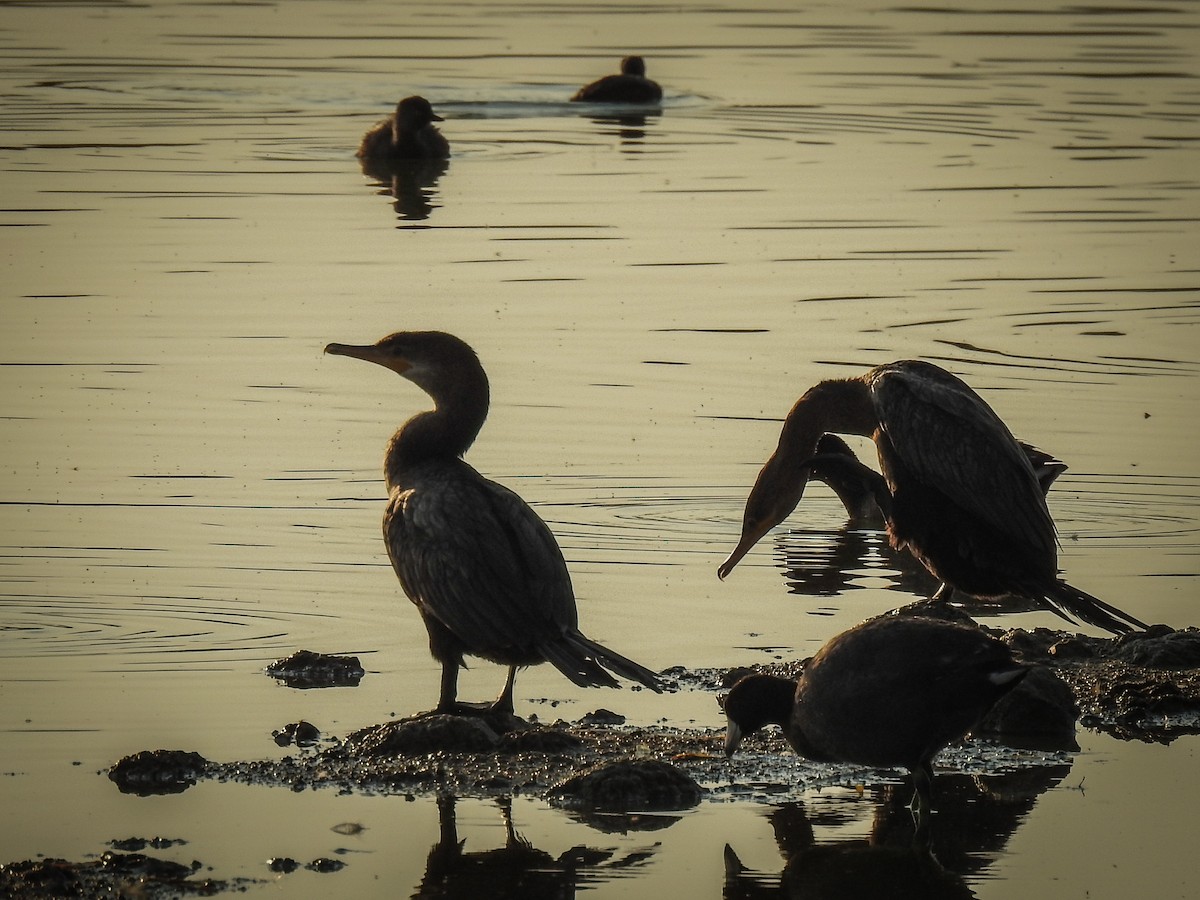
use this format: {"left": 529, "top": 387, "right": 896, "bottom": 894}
{"left": 99, "top": 621, "right": 1200, "bottom": 809}
{"left": 0, "top": 851, "right": 249, "bottom": 899}
{"left": 1004, "top": 624, "right": 1200, "bottom": 742}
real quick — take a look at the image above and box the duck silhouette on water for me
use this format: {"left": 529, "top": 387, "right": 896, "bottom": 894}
{"left": 571, "top": 56, "right": 663, "bottom": 104}
{"left": 358, "top": 95, "right": 450, "bottom": 160}
{"left": 324, "top": 331, "right": 661, "bottom": 716}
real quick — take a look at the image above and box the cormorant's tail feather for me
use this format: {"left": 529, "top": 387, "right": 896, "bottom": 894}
{"left": 1045, "top": 581, "right": 1147, "bottom": 635}
{"left": 541, "top": 641, "right": 621, "bottom": 690}
{"left": 543, "top": 633, "right": 663, "bottom": 693}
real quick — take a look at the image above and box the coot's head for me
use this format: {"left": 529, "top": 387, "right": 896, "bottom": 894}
{"left": 722, "top": 673, "right": 797, "bottom": 757}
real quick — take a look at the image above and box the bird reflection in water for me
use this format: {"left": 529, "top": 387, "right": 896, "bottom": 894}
{"left": 723, "top": 766, "right": 1070, "bottom": 899}
{"left": 580, "top": 113, "right": 660, "bottom": 151}
{"left": 413, "top": 794, "right": 655, "bottom": 899}
{"left": 359, "top": 156, "right": 449, "bottom": 222}
{"left": 775, "top": 526, "right": 941, "bottom": 601}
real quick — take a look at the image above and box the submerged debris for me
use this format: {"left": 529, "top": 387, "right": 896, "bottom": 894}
{"left": 0, "top": 851, "right": 252, "bottom": 898}
{"left": 272, "top": 720, "right": 322, "bottom": 748}
{"left": 579, "top": 708, "right": 627, "bottom": 726}
{"left": 265, "top": 650, "right": 365, "bottom": 689}
{"left": 305, "top": 857, "right": 345, "bottom": 873}
{"left": 108, "top": 749, "right": 209, "bottom": 796}
{"left": 109, "top": 836, "right": 188, "bottom": 852}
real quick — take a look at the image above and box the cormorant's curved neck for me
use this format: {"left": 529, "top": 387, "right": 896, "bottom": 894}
{"left": 385, "top": 377, "right": 489, "bottom": 491}
{"left": 758, "top": 378, "right": 879, "bottom": 504}
{"left": 778, "top": 377, "right": 878, "bottom": 460}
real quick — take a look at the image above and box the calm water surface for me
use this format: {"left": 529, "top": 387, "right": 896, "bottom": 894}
{"left": 2, "top": 0, "right": 1198, "bottom": 897}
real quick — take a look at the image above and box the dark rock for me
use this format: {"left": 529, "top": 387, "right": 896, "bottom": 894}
{"left": 548, "top": 759, "right": 702, "bottom": 812}
{"left": 1110, "top": 626, "right": 1200, "bottom": 668}
{"left": 0, "top": 852, "right": 244, "bottom": 897}
{"left": 1059, "top": 658, "right": 1200, "bottom": 743}
{"left": 346, "top": 715, "right": 500, "bottom": 756}
{"left": 306, "top": 857, "right": 346, "bottom": 873}
{"left": 268, "top": 856, "right": 299, "bottom": 873}
{"left": 109, "top": 836, "right": 186, "bottom": 852}
{"left": 1001, "top": 627, "right": 1049, "bottom": 658}
{"left": 265, "top": 650, "right": 365, "bottom": 688}
{"left": 579, "top": 708, "right": 626, "bottom": 726}
{"left": 273, "top": 720, "right": 321, "bottom": 748}
{"left": 108, "top": 749, "right": 208, "bottom": 796}
{"left": 1048, "top": 635, "right": 1099, "bottom": 660}
{"left": 498, "top": 727, "right": 584, "bottom": 753}
{"left": 889, "top": 599, "right": 981, "bottom": 626}
{"left": 976, "top": 665, "right": 1079, "bottom": 750}
{"left": 98, "top": 851, "right": 194, "bottom": 879}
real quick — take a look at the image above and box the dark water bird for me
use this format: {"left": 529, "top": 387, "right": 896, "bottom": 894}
{"left": 810, "top": 433, "right": 1066, "bottom": 527}
{"left": 357, "top": 95, "right": 450, "bottom": 160}
{"left": 717, "top": 360, "right": 1147, "bottom": 634}
{"left": 571, "top": 56, "right": 663, "bottom": 104}
{"left": 807, "top": 434, "right": 889, "bottom": 525}
{"left": 723, "top": 615, "right": 1029, "bottom": 823}
{"left": 325, "top": 331, "right": 661, "bottom": 714}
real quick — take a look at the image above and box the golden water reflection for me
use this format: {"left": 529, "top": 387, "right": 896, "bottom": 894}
{"left": 1, "top": 0, "right": 1197, "bottom": 897}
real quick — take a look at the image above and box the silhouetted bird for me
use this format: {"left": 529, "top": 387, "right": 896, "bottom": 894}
{"left": 358, "top": 95, "right": 450, "bottom": 160}
{"left": 723, "top": 615, "right": 1028, "bottom": 822}
{"left": 571, "top": 56, "right": 663, "bottom": 104}
{"left": 718, "top": 360, "right": 1146, "bottom": 634}
{"left": 325, "top": 331, "right": 661, "bottom": 714}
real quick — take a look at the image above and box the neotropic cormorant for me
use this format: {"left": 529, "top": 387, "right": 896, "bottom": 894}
{"left": 571, "top": 56, "right": 663, "bottom": 104}
{"left": 357, "top": 95, "right": 450, "bottom": 160}
{"left": 325, "top": 331, "right": 661, "bottom": 714}
{"left": 718, "top": 360, "right": 1146, "bottom": 634}
{"left": 723, "top": 615, "right": 1028, "bottom": 823}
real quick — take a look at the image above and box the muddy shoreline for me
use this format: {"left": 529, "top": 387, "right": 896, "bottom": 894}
{"left": 5, "top": 618, "right": 1199, "bottom": 898}
{"left": 105, "top": 621, "right": 1200, "bottom": 804}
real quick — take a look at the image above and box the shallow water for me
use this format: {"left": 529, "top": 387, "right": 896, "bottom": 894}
{"left": 1, "top": 0, "right": 1198, "bottom": 896}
